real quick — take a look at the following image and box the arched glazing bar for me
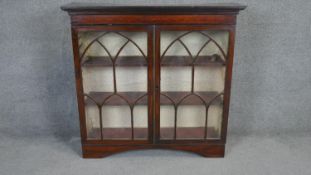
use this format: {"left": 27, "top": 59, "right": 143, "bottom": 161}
{"left": 114, "top": 31, "right": 147, "bottom": 61}
{"left": 160, "top": 31, "right": 227, "bottom": 62}
{"left": 84, "top": 92, "right": 149, "bottom": 140}
{"left": 160, "top": 31, "right": 193, "bottom": 61}
{"left": 203, "top": 93, "right": 224, "bottom": 139}
{"left": 131, "top": 93, "right": 148, "bottom": 139}
{"left": 175, "top": 94, "right": 206, "bottom": 139}
{"left": 80, "top": 31, "right": 148, "bottom": 93}
{"left": 160, "top": 31, "right": 227, "bottom": 93}
{"left": 160, "top": 91, "right": 224, "bottom": 140}
{"left": 79, "top": 32, "right": 111, "bottom": 61}
{"left": 84, "top": 94, "right": 105, "bottom": 140}
{"left": 196, "top": 31, "right": 227, "bottom": 60}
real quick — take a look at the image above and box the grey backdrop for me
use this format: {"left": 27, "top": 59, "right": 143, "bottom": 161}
{"left": 1, "top": 1, "right": 311, "bottom": 175}
{"left": 1, "top": 0, "right": 311, "bottom": 139}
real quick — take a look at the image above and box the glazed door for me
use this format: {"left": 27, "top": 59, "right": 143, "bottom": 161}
{"left": 155, "top": 25, "right": 234, "bottom": 143}
{"left": 72, "top": 26, "right": 153, "bottom": 144}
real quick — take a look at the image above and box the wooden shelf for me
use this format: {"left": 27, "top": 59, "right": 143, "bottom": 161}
{"left": 85, "top": 91, "right": 148, "bottom": 105}
{"left": 84, "top": 91, "right": 222, "bottom": 105}
{"left": 160, "top": 127, "right": 219, "bottom": 139}
{"left": 82, "top": 55, "right": 225, "bottom": 67}
{"left": 162, "top": 55, "right": 225, "bottom": 66}
{"left": 88, "top": 128, "right": 148, "bottom": 139}
{"left": 82, "top": 56, "right": 147, "bottom": 67}
{"left": 87, "top": 127, "right": 219, "bottom": 139}
{"left": 161, "top": 91, "right": 222, "bottom": 105}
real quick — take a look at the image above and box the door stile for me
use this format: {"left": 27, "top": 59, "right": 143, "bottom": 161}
{"left": 147, "top": 25, "right": 154, "bottom": 143}
{"left": 154, "top": 26, "right": 161, "bottom": 143}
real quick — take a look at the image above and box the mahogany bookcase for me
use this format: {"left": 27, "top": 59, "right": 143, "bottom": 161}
{"left": 61, "top": 3, "right": 246, "bottom": 158}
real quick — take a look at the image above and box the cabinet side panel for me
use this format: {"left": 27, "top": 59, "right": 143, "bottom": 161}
{"left": 221, "top": 27, "right": 236, "bottom": 142}
{"left": 71, "top": 28, "right": 87, "bottom": 142}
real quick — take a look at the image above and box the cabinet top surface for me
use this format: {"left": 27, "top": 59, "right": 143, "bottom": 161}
{"left": 61, "top": 2, "right": 246, "bottom": 13}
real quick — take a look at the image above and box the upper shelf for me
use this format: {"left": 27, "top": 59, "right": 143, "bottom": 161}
{"left": 61, "top": 3, "right": 246, "bottom": 14}
{"left": 82, "top": 55, "right": 225, "bottom": 67}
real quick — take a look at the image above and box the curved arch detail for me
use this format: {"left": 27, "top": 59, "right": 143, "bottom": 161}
{"left": 115, "top": 32, "right": 147, "bottom": 60}
{"left": 160, "top": 31, "right": 192, "bottom": 60}
{"left": 84, "top": 93, "right": 100, "bottom": 107}
{"left": 132, "top": 93, "right": 148, "bottom": 107}
{"left": 160, "top": 31, "right": 227, "bottom": 62}
{"left": 176, "top": 93, "right": 207, "bottom": 106}
{"left": 80, "top": 32, "right": 111, "bottom": 60}
{"left": 113, "top": 40, "right": 130, "bottom": 63}
{"left": 192, "top": 39, "right": 212, "bottom": 63}
{"left": 196, "top": 31, "right": 227, "bottom": 60}
{"left": 160, "top": 93, "right": 176, "bottom": 106}
{"left": 80, "top": 31, "right": 148, "bottom": 63}
{"left": 207, "top": 93, "right": 224, "bottom": 106}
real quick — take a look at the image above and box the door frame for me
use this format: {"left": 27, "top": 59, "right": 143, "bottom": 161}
{"left": 71, "top": 25, "right": 154, "bottom": 145}
{"left": 154, "top": 25, "right": 236, "bottom": 144}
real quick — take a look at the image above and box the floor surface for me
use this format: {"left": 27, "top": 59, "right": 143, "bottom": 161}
{"left": 1, "top": 134, "right": 310, "bottom": 175}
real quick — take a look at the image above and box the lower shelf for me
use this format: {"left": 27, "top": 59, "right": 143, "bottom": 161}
{"left": 88, "top": 128, "right": 148, "bottom": 140}
{"left": 161, "top": 127, "right": 219, "bottom": 139}
{"left": 87, "top": 127, "right": 219, "bottom": 140}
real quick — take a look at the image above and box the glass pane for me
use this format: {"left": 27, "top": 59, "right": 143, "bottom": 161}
{"left": 79, "top": 31, "right": 148, "bottom": 140}
{"left": 160, "top": 30, "right": 228, "bottom": 140}
{"left": 84, "top": 96, "right": 100, "bottom": 140}
{"left": 133, "top": 95, "right": 148, "bottom": 139}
